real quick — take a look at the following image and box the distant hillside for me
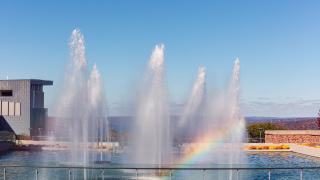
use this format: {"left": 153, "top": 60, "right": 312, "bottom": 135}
{"left": 47, "top": 116, "right": 320, "bottom": 133}
{"left": 110, "top": 116, "right": 320, "bottom": 131}
{"left": 245, "top": 117, "right": 319, "bottom": 130}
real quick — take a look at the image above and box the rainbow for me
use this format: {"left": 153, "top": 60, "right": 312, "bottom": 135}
{"left": 160, "top": 118, "right": 244, "bottom": 179}
{"left": 177, "top": 119, "right": 242, "bottom": 166}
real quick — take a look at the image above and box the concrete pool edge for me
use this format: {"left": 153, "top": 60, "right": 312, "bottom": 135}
{"left": 290, "top": 144, "right": 320, "bottom": 158}
{"left": 244, "top": 143, "right": 320, "bottom": 158}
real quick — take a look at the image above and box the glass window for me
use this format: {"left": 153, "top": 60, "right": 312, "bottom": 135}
{"left": 0, "top": 90, "right": 13, "bottom": 96}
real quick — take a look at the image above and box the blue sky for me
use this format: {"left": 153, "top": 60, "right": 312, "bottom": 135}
{"left": 1, "top": 1, "right": 320, "bottom": 117}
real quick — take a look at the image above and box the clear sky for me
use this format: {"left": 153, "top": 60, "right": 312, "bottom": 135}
{"left": 1, "top": 1, "right": 320, "bottom": 117}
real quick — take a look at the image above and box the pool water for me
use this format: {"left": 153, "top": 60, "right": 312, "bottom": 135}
{"left": 246, "top": 152, "right": 320, "bottom": 180}
{"left": 0, "top": 151, "right": 320, "bottom": 179}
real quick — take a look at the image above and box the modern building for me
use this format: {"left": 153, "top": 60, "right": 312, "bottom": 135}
{"left": 0, "top": 79, "right": 53, "bottom": 136}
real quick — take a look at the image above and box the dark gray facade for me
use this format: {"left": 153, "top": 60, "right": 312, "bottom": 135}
{"left": 0, "top": 79, "right": 53, "bottom": 136}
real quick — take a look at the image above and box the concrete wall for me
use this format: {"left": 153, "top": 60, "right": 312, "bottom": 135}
{"left": 265, "top": 130, "right": 320, "bottom": 143}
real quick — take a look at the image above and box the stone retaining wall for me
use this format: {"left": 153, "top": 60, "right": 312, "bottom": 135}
{"left": 265, "top": 130, "right": 320, "bottom": 143}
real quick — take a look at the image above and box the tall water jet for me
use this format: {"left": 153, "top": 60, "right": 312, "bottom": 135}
{"left": 56, "top": 28, "right": 90, "bottom": 165}
{"left": 88, "top": 64, "right": 109, "bottom": 160}
{"left": 178, "top": 66, "right": 206, "bottom": 142}
{"left": 227, "top": 58, "right": 245, "bottom": 166}
{"left": 132, "top": 44, "right": 172, "bottom": 166}
{"left": 54, "top": 29, "right": 109, "bottom": 168}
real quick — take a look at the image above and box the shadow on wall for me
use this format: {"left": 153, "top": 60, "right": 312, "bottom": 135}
{"left": 0, "top": 116, "right": 14, "bottom": 133}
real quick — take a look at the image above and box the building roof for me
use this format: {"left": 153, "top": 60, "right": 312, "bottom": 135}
{"left": 0, "top": 79, "right": 53, "bottom": 86}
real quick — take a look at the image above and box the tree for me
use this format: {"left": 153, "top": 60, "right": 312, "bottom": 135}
{"left": 247, "top": 122, "right": 284, "bottom": 140}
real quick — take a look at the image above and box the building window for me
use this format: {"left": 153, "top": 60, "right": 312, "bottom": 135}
{"left": 0, "top": 90, "right": 13, "bottom": 97}
{"left": 1, "top": 101, "right": 8, "bottom": 116}
{"left": 15, "top": 103, "right": 21, "bottom": 116}
{"left": 8, "top": 102, "right": 14, "bottom": 116}
{"left": 0, "top": 101, "right": 21, "bottom": 117}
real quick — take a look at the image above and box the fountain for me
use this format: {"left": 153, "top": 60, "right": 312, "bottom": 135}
{"left": 51, "top": 31, "right": 245, "bottom": 178}
{"left": 131, "top": 44, "right": 172, "bottom": 166}
{"left": 174, "top": 58, "right": 245, "bottom": 179}
{"left": 54, "top": 29, "right": 109, "bottom": 166}
{"left": 129, "top": 46, "right": 245, "bottom": 173}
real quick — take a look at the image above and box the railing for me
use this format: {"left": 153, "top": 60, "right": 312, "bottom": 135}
{"left": 0, "top": 165, "right": 318, "bottom": 180}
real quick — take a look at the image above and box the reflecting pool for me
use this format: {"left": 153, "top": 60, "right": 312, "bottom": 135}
{"left": 0, "top": 151, "right": 320, "bottom": 179}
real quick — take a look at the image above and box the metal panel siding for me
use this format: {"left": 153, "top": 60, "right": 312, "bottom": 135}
{"left": 0, "top": 80, "right": 30, "bottom": 135}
